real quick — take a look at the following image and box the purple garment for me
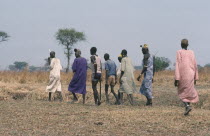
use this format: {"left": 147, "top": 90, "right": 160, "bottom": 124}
{"left": 68, "top": 57, "right": 87, "bottom": 94}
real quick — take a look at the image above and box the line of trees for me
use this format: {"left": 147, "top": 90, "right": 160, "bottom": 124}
{"left": 9, "top": 61, "right": 28, "bottom": 71}
{"left": 2, "top": 28, "right": 210, "bottom": 73}
{"left": 8, "top": 61, "right": 49, "bottom": 72}
{"left": 204, "top": 64, "right": 210, "bottom": 68}
{"left": 0, "top": 29, "right": 174, "bottom": 72}
{"left": 7, "top": 58, "right": 210, "bottom": 72}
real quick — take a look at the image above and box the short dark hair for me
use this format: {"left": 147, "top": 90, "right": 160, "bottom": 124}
{"left": 121, "top": 49, "right": 127, "bottom": 56}
{"left": 104, "top": 53, "right": 110, "bottom": 59}
{"left": 50, "top": 51, "right": 55, "bottom": 56}
{"left": 181, "top": 39, "right": 189, "bottom": 48}
{"left": 90, "top": 47, "right": 97, "bottom": 54}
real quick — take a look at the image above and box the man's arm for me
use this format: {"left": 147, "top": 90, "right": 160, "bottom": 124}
{"left": 120, "top": 71, "right": 124, "bottom": 79}
{"left": 141, "top": 54, "right": 150, "bottom": 74}
{"left": 153, "top": 56, "right": 156, "bottom": 77}
{"left": 119, "top": 58, "right": 125, "bottom": 84}
{"left": 175, "top": 51, "right": 180, "bottom": 87}
{"left": 94, "top": 63, "right": 97, "bottom": 74}
{"left": 137, "top": 54, "right": 149, "bottom": 81}
{"left": 105, "top": 70, "right": 109, "bottom": 81}
{"left": 105, "top": 62, "right": 109, "bottom": 81}
{"left": 90, "top": 56, "right": 97, "bottom": 73}
{"left": 48, "top": 57, "right": 51, "bottom": 65}
{"left": 72, "top": 59, "right": 77, "bottom": 73}
{"left": 115, "top": 68, "right": 118, "bottom": 84}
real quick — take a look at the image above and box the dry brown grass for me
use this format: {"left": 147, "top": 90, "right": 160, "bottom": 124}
{"left": 1, "top": 69, "right": 209, "bottom": 85}
{"left": 0, "top": 70, "right": 210, "bottom": 135}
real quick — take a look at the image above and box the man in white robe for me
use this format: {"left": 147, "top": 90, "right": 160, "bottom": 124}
{"left": 119, "top": 50, "right": 137, "bottom": 105}
{"left": 46, "top": 51, "right": 63, "bottom": 101}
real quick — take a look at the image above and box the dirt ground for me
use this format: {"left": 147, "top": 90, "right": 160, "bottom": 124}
{"left": 0, "top": 71, "right": 210, "bottom": 136}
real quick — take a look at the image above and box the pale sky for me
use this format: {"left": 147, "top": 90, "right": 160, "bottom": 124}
{"left": 0, "top": 0, "right": 210, "bottom": 70}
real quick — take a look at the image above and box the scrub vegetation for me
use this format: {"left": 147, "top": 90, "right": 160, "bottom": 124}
{"left": 0, "top": 70, "right": 210, "bottom": 135}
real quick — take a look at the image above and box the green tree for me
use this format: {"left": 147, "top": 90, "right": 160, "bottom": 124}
{"left": 154, "top": 57, "right": 171, "bottom": 71}
{"left": 56, "top": 28, "right": 86, "bottom": 72}
{"left": 0, "top": 31, "right": 9, "bottom": 43}
{"left": 13, "top": 61, "right": 28, "bottom": 71}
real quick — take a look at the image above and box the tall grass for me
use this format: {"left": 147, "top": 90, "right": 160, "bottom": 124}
{"left": 0, "top": 69, "right": 210, "bottom": 85}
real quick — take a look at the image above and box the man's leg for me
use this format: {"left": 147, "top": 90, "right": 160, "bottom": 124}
{"left": 119, "top": 92, "right": 123, "bottom": 104}
{"left": 128, "top": 94, "right": 134, "bottom": 105}
{"left": 110, "top": 85, "right": 119, "bottom": 104}
{"left": 105, "top": 84, "right": 109, "bottom": 104}
{"left": 92, "top": 81, "right": 101, "bottom": 105}
{"left": 146, "top": 82, "right": 153, "bottom": 106}
{"left": 118, "top": 90, "right": 120, "bottom": 99}
{"left": 82, "top": 94, "right": 86, "bottom": 104}
{"left": 146, "top": 96, "right": 152, "bottom": 106}
{"left": 72, "top": 93, "right": 78, "bottom": 101}
{"left": 49, "top": 92, "right": 52, "bottom": 101}
{"left": 141, "top": 85, "right": 153, "bottom": 106}
{"left": 92, "top": 81, "right": 97, "bottom": 104}
{"left": 58, "top": 92, "right": 63, "bottom": 102}
{"left": 183, "top": 102, "right": 192, "bottom": 116}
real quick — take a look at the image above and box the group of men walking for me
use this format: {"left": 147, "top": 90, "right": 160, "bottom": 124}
{"left": 46, "top": 39, "right": 199, "bottom": 116}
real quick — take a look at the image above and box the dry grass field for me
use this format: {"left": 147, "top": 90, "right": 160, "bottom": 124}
{"left": 0, "top": 69, "right": 210, "bottom": 136}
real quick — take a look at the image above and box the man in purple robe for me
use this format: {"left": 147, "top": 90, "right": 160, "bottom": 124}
{"left": 68, "top": 49, "right": 87, "bottom": 104}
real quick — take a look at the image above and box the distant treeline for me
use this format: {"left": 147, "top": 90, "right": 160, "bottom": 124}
{"left": 7, "top": 57, "right": 210, "bottom": 72}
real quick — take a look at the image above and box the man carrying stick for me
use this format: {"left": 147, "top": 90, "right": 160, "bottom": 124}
{"left": 90, "top": 47, "right": 102, "bottom": 106}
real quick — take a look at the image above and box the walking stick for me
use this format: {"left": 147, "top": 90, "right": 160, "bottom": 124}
{"left": 100, "top": 78, "right": 102, "bottom": 101}
{"left": 99, "top": 62, "right": 102, "bottom": 101}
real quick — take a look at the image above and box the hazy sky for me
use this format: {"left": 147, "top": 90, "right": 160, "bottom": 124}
{"left": 0, "top": 0, "right": 210, "bottom": 69}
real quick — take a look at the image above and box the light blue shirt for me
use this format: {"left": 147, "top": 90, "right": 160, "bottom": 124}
{"left": 105, "top": 60, "right": 117, "bottom": 76}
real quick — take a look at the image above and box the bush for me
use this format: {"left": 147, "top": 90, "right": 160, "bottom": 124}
{"left": 154, "top": 57, "right": 171, "bottom": 71}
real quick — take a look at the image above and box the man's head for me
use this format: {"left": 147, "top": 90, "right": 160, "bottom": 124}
{"left": 181, "top": 39, "right": 188, "bottom": 49}
{"left": 90, "top": 47, "right": 97, "bottom": 55}
{"left": 121, "top": 49, "right": 127, "bottom": 57}
{"left": 140, "top": 44, "right": 149, "bottom": 54}
{"left": 74, "top": 48, "right": 81, "bottom": 58}
{"left": 118, "top": 54, "right": 122, "bottom": 63}
{"left": 50, "top": 51, "right": 55, "bottom": 58}
{"left": 104, "top": 53, "right": 110, "bottom": 61}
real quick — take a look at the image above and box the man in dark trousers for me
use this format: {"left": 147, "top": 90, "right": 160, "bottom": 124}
{"left": 90, "top": 47, "right": 102, "bottom": 106}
